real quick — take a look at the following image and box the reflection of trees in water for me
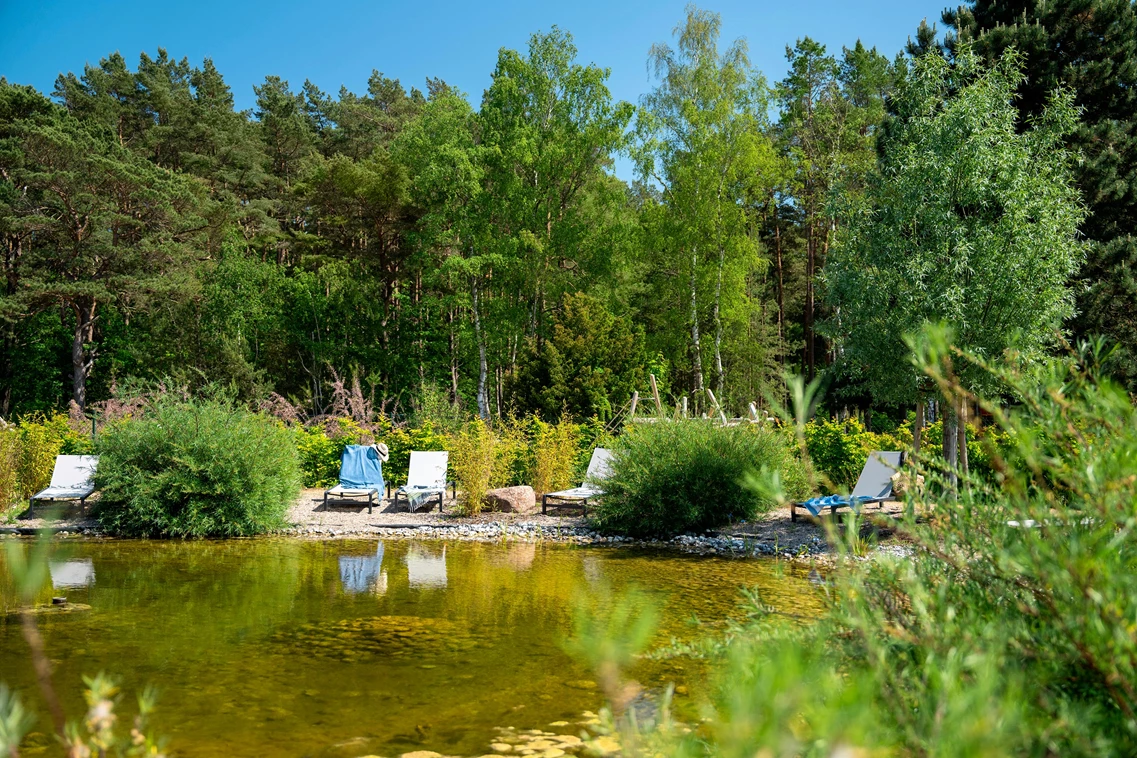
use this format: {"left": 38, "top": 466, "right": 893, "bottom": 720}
{"left": 339, "top": 543, "right": 386, "bottom": 595}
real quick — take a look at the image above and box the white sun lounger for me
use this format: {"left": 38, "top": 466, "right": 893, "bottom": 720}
{"left": 394, "top": 451, "right": 454, "bottom": 513}
{"left": 31, "top": 455, "right": 98, "bottom": 506}
{"left": 542, "top": 448, "right": 613, "bottom": 516}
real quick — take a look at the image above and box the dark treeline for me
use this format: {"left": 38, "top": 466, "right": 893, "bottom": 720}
{"left": 1, "top": 1, "right": 1134, "bottom": 422}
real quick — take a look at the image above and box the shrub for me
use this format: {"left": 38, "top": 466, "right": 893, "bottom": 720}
{"left": 293, "top": 424, "right": 346, "bottom": 488}
{"left": 292, "top": 417, "right": 377, "bottom": 488}
{"left": 591, "top": 421, "right": 809, "bottom": 537}
{"left": 507, "top": 292, "right": 648, "bottom": 422}
{"left": 570, "top": 338, "right": 1137, "bottom": 756}
{"left": 383, "top": 421, "right": 451, "bottom": 486}
{"left": 93, "top": 399, "right": 301, "bottom": 537}
{"left": 0, "top": 421, "right": 17, "bottom": 513}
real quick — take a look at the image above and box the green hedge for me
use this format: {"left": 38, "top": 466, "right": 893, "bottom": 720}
{"left": 591, "top": 421, "right": 809, "bottom": 537}
{"left": 93, "top": 399, "right": 301, "bottom": 537}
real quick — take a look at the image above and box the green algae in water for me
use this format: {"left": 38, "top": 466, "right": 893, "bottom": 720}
{"left": 0, "top": 538, "right": 824, "bottom": 757}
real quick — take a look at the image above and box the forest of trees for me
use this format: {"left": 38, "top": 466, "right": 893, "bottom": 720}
{"left": 1, "top": 1, "right": 1134, "bottom": 424}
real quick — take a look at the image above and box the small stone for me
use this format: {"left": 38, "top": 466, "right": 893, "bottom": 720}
{"left": 555, "top": 735, "right": 582, "bottom": 746}
{"left": 490, "top": 744, "right": 513, "bottom": 754}
{"left": 400, "top": 752, "right": 444, "bottom": 758}
{"left": 548, "top": 721, "right": 570, "bottom": 727}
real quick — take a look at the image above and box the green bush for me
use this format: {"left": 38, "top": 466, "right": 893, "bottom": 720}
{"left": 93, "top": 399, "right": 301, "bottom": 537}
{"left": 591, "top": 421, "right": 809, "bottom": 537}
{"left": 291, "top": 418, "right": 374, "bottom": 488}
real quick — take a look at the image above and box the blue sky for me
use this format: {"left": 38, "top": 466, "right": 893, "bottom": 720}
{"left": 0, "top": 0, "right": 946, "bottom": 178}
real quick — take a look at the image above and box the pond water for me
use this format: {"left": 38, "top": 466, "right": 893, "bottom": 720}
{"left": 0, "top": 538, "right": 824, "bottom": 757}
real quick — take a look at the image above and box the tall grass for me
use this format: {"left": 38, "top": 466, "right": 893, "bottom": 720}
{"left": 568, "top": 332, "right": 1137, "bottom": 756}
{"left": 530, "top": 415, "right": 580, "bottom": 495}
{"left": 448, "top": 420, "right": 498, "bottom": 515}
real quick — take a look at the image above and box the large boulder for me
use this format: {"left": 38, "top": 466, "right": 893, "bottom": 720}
{"left": 484, "top": 485, "right": 537, "bottom": 514}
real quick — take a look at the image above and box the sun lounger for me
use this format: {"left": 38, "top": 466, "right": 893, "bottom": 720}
{"left": 30, "top": 455, "right": 98, "bottom": 507}
{"left": 542, "top": 448, "right": 613, "bottom": 516}
{"left": 324, "top": 444, "right": 385, "bottom": 514}
{"left": 394, "top": 451, "right": 454, "bottom": 513}
{"left": 792, "top": 451, "right": 903, "bottom": 522}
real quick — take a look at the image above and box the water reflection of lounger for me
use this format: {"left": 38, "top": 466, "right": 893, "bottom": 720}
{"left": 339, "top": 543, "right": 387, "bottom": 595}
{"left": 406, "top": 545, "right": 447, "bottom": 588}
{"left": 50, "top": 558, "right": 95, "bottom": 588}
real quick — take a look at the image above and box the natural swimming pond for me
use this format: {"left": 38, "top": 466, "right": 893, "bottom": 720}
{"left": 0, "top": 538, "right": 825, "bottom": 757}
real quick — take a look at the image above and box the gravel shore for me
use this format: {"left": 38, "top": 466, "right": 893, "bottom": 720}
{"left": 4, "top": 488, "right": 913, "bottom": 560}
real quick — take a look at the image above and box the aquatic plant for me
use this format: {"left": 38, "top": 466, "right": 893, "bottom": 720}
{"left": 1, "top": 535, "right": 166, "bottom": 757}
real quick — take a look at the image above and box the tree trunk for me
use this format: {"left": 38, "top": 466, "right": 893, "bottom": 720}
{"left": 958, "top": 397, "right": 969, "bottom": 481}
{"left": 448, "top": 308, "right": 460, "bottom": 404}
{"left": 689, "top": 246, "right": 704, "bottom": 410}
{"left": 712, "top": 242, "right": 725, "bottom": 398}
{"left": 943, "top": 398, "right": 959, "bottom": 494}
{"left": 913, "top": 392, "right": 925, "bottom": 455}
{"left": 773, "top": 204, "right": 785, "bottom": 347}
{"left": 472, "top": 278, "right": 490, "bottom": 421}
{"left": 804, "top": 215, "right": 816, "bottom": 381}
{"left": 70, "top": 298, "right": 98, "bottom": 411}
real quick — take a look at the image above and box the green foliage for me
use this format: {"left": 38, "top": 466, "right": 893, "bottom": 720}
{"left": 571, "top": 338, "right": 1137, "bottom": 756}
{"left": 93, "top": 399, "right": 301, "bottom": 537}
{"left": 383, "top": 421, "right": 451, "bottom": 486}
{"left": 828, "top": 45, "right": 1084, "bottom": 405}
{"left": 292, "top": 425, "right": 349, "bottom": 489}
{"left": 0, "top": 682, "right": 35, "bottom": 755}
{"left": 509, "top": 293, "right": 648, "bottom": 422}
{"left": 592, "top": 421, "right": 809, "bottom": 537}
{"left": 528, "top": 415, "right": 581, "bottom": 495}
{"left": 447, "top": 420, "right": 498, "bottom": 515}
{"left": 939, "top": 0, "right": 1137, "bottom": 392}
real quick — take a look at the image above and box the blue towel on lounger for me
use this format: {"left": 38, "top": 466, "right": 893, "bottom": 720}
{"left": 798, "top": 494, "right": 874, "bottom": 517}
{"left": 338, "top": 445, "right": 384, "bottom": 491}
